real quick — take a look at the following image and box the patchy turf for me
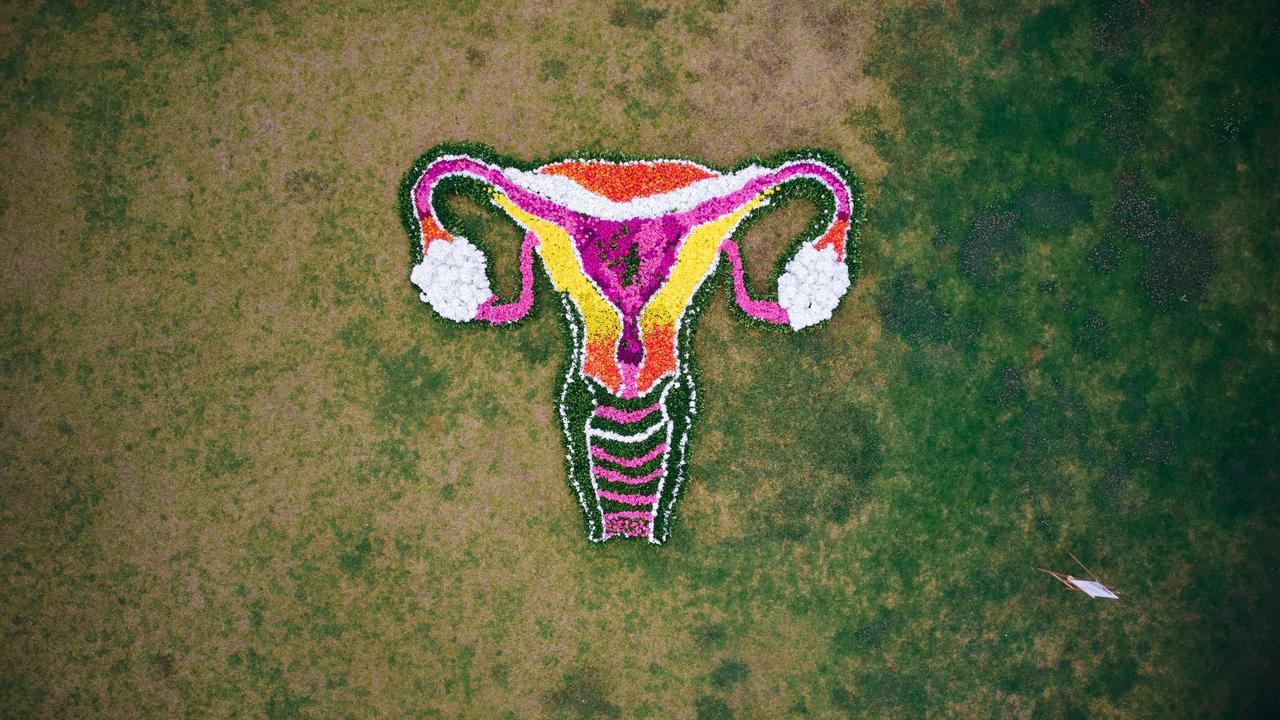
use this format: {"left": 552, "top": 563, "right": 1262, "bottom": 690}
{"left": 1, "top": 0, "right": 1277, "bottom": 717}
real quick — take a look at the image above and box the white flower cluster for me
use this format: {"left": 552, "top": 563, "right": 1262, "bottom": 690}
{"left": 777, "top": 243, "right": 850, "bottom": 330}
{"left": 409, "top": 237, "right": 493, "bottom": 322}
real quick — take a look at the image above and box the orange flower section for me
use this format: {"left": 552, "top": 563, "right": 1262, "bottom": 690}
{"left": 814, "top": 217, "right": 849, "bottom": 258}
{"left": 539, "top": 161, "right": 717, "bottom": 202}
{"left": 419, "top": 214, "right": 451, "bottom": 244}
{"left": 585, "top": 340, "right": 622, "bottom": 391}
{"left": 637, "top": 324, "right": 677, "bottom": 392}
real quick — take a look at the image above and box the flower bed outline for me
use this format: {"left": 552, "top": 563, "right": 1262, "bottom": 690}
{"left": 399, "top": 142, "right": 865, "bottom": 544}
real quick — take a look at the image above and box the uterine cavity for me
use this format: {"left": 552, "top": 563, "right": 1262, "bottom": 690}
{"left": 568, "top": 213, "right": 690, "bottom": 365}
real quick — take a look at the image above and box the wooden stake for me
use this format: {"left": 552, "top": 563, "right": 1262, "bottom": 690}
{"left": 1036, "top": 567, "right": 1080, "bottom": 592}
{"left": 1068, "top": 551, "right": 1098, "bottom": 581}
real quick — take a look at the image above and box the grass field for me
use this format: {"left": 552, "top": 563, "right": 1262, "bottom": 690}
{"left": 2, "top": 1, "right": 1278, "bottom": 717}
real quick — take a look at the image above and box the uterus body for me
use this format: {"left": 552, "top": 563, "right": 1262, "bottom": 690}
{"left": 404, "top": 146, "right": 862, "bottom": 543}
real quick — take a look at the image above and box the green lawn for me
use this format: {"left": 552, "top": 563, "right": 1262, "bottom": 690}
{"left": 1, "top": 1, "right": 1277, "bottom": 717}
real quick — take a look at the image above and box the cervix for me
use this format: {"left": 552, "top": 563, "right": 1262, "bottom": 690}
{"left": 400, "top": 144, "right": 864, "bottom": 543}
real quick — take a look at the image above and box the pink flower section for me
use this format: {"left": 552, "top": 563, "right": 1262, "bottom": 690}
{"left": 593, "top": 465, "right": 665, "bottom": 486}
{"left": 593, "top": 402, "right": 661, "bottom": 424}
{"left": 720, "top": 240, "right": 790, "bottom": 325}
{"left": 603, "top": 511, "right": 654, "bottom": 538}
{"left": 596, "top": 489, "right": 658, "bottom": 506}
{"left": 476, "top": 232, "right": 539, "bottom": 325}
{"left": 590, "top": 443, "right": 668, "bottom": 468}
{"left": 679, "top": 162, "right": 853, "bottom": 261}
{"left": 604, "top": 510, "right": 655, "bottom": 520}
{"left": 617, "top": 361, "right": 640, "bottom": 398}
{"left": 603, "top": 516, "right": 651, "bottom": 538}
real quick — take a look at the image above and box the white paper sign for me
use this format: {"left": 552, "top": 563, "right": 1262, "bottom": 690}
{"left": 1068, "top": 577, "right": 1119, "bottom": 599}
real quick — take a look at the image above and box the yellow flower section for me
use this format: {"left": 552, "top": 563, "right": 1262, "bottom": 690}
{"left": 489, "top": 192, "right": 622, "bottom": 344}
{"left": 640, "top": 194, "right": 768, "bottom": 333}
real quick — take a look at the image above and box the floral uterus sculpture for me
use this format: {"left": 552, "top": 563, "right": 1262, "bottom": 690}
{"left": 400, "top": 144, "right": 864, "bottom": 543}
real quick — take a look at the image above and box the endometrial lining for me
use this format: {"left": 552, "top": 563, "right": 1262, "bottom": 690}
{"left": 566, "top": 212, "right": 690, "bottom": 365}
